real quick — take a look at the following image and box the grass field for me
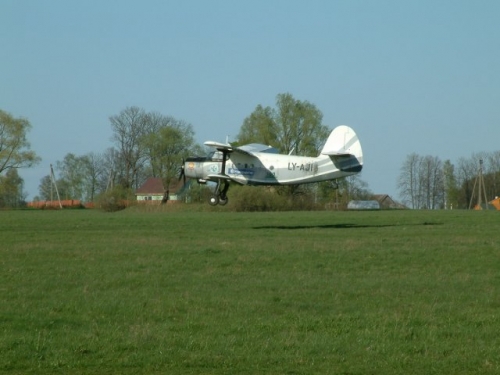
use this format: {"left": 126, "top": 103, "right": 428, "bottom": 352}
{"left": 1, "top": 208, "right": 499, "bottom": 374}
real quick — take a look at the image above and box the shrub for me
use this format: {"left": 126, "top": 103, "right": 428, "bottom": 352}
{"left": 98, "top": 186, "right": 134, "bottom": 212}
{"left": 230, "top": 186, "right": 290, "bottom": 211}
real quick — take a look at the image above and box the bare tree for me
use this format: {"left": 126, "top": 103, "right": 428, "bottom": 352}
{"left": 82, "top": 152, "right": 105, "bottom": 202}
{"left": 457, "top": 154, "right": 482, "bottom": 208}
{"left": 398, "top": 153, "right": 444, "bottom": 209}
{"left": 425, "top": 156, "right": 445, "bottom": 210}
{"left": 443, "top": 159, "right": 459, "bottom": 209}
{"left": 99, "top": 148, "right": 121, "bottom": 193}
{"left": 109, "top": 107, "right": 150, "bottom": 189}
{"left": 398, "top": 153, "right": 421, "bottom": 209}
{"left": 485, "top": 151, "right": 500, "bottom": 199}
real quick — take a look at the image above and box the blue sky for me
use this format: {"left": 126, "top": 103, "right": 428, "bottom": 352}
{"left": 2, "top": 0, "right": 499, "bottom": 200}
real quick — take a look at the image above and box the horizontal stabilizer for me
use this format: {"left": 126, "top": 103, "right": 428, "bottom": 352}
{"left": 321, "top": 151, "right": 353, "bottom": 157}
{"left": 327, "top": 153, "right": 362, "bottom": 173}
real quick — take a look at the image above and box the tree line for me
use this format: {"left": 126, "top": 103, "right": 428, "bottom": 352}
{"left": 36, "top": 107, "right": 203, "bottom": 204}
{"left": 0, "top": 94, "right": 374, "bottom": 209}
{"left": 38, "top": 94, "right": 371, "bottom": 208}
{"left": 5, "top": 94, "right": 498, "bottom": 210}
{"left": 398, "top": 152, "right": 500, "bottom": 209}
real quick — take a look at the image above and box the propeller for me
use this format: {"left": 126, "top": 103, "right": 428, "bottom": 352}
{"left": 178, "top": 158, "right": 186, "bottom": 185}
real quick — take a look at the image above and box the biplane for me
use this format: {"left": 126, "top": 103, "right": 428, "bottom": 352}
{"left": 178, "top": 125, "right": 363, "bottom": 205}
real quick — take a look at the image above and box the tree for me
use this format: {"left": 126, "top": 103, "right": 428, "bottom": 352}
{"left": 98, "top": 148, "right": 121, "bottom": 193}
{"left": 109, "top": 107, "right": 149, "bottom": 189}
{"left": 81, "top": 152, "right": 105, "bottom": 202}
{"left": 0, "top": 110, "right": 40, "bottom": 174}
{"left": 398, "top": 153, "right": 444, "bottom": 209}
{"left": 420, "top": 155, "right": 444, "bottom": 209}
{"left": 0, "top": 168, "right": 26, "bottom": 208}
{"left": 238, "top": 93, "right": 329, "bottom": 156}
{"left": 456, "top": 155, "right": 480, "bottom": 208}
{"left": 109, "top": 107, "right": 198, "bottom": 191}
{"left": 317, "top": 175, "right": 372, "bottom": 208}
{"left": 398, "top": 153, "right": 421, "bottom": 209}
{"left": 38, "top": 175, "right": 53, "bottom": 201}
{"left": 456, "top": 152, "right": 500, "bottom": 209}
{"left": 38, "top": 152, "right": 105, "bottom": 203}
{"left": 238, "top": 93, "right": 330, "bottom": 198}
{"left": 56, "top": 153, "right": 87, "bottom": 200}
{"left": 238, "top": 105, "right": 277, "bottom": 147}
{"left": 443, "top": 160, "right": 459, "bottom": 209}
{"left": 485, "top": 151, "right": 500, "bottom": 200}
{"left": 38, "top": 173, "right": 70, "bottom": 202}
{"left": 140, "top": 114, "right": 196, "bottom": 188}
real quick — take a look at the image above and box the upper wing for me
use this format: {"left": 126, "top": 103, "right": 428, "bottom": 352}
{"left": 204, "top": 141, "right": 257, "bottom": 158}
{"left": 204, "top": 141, "right": 233, "bottom": 152}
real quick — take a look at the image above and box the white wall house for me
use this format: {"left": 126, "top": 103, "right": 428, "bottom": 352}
{"left": 135, "top": 177, "right": 180, "bottom": 202}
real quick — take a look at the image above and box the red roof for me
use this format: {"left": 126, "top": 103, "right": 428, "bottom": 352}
{"left": 136, "top": 178, "right": 165, "bottom": 195}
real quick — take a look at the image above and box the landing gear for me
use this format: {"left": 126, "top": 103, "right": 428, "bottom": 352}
{"left": 209, "top": 180, "right": 230, "bottom": 206}
{"left": 209, "top": 195, "right": 219, "bottom": 206}
{"left": 205, "top": 147, "right": 232, "bottom": 206}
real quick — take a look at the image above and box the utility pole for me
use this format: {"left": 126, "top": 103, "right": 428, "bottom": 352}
{"left": 468, "top": 159, "right": 489, "bottom": 210}
{"left": 50, "top": 164, "right": 63, "bottom": 209}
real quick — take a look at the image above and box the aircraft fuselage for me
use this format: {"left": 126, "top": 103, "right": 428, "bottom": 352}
{"left": 185, "top": 152, "right": 360, "bottom": 186}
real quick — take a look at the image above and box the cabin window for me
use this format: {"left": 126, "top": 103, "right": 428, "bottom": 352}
{"left": 208, "top": 151, "right": 230, "bottom": 162}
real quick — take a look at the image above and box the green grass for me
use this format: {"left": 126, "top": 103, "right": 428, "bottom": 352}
{"left": 1, "top": 208, "right": 500, "bottom": 374}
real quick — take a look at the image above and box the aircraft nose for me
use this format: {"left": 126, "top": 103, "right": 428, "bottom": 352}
{"left": 184, "top": 161, "right": 195, "bottom": 178}
{"left": 184, "top": 156, "right": 208, "bottom": 179}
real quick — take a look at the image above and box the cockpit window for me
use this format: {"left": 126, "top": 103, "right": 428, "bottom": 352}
{"left": 208, "top": 151, "right": 228, "bottom": 161}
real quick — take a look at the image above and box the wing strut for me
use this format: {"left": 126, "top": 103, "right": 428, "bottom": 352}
{"left": 209, "top": 149, "right": 231, "bottom": 206}
{"left": 221, "top": 150, "right": 228, "bottom": 175}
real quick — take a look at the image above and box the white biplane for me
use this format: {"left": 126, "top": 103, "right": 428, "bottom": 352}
{"left": 179, "top": 125, "right": 363, "bottom": 205}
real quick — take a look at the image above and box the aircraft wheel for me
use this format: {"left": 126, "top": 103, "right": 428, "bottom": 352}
{"left": 219, "top": 196, "right": 228, "bottom": 206}
{"left": 209, "top": 195, "right": 219, "bottom": 206}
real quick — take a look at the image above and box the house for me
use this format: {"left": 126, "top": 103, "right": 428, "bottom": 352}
{"left": 135, "top": 177, "right": 182, "bottom": 202}
{"left": 347, "top": 200, "right": 380, "bottom": 210}
{"left": 372, "top": 194, "right": 406, "bottom": 209}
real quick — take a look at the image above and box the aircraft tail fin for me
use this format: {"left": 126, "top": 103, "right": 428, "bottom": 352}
{"left": 320, "top": 125, "right": 363, "bottom": 172}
